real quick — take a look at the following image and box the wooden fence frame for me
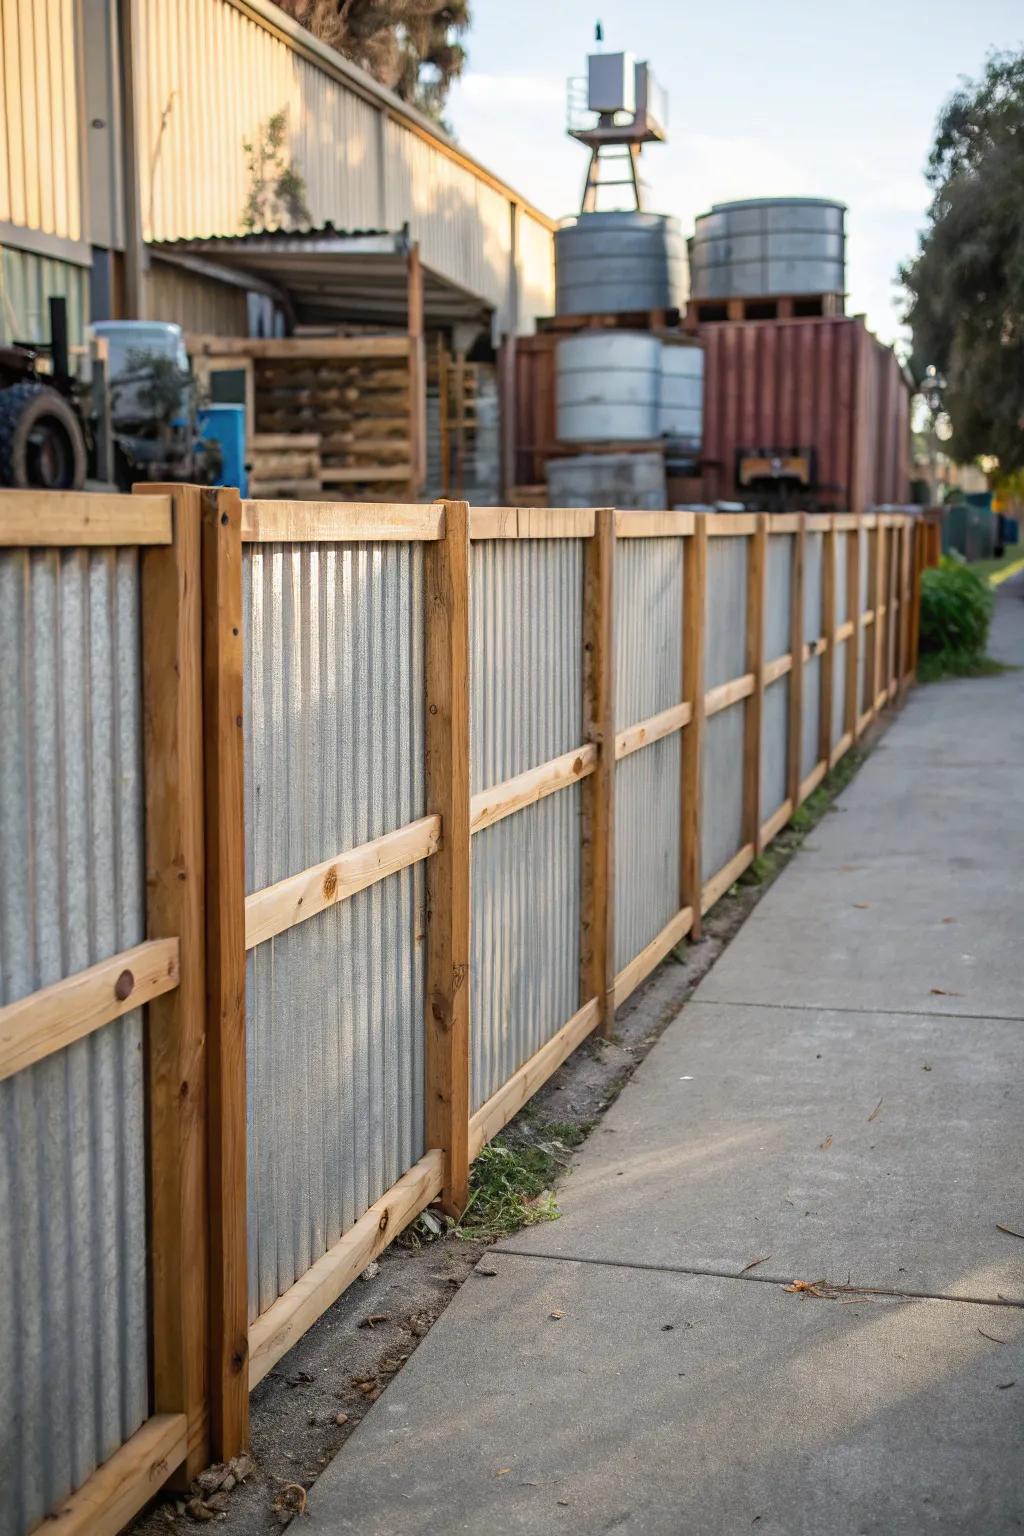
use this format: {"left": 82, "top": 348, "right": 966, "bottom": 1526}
{"left": 0, "top": 488, "right": 209, "bottom": 1535}
{"left": 0, "top": 490, "right": 922, "bottom": 1521}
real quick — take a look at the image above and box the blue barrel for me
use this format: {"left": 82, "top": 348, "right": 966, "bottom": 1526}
{"left": 198, "top": 404, "right": 247, "bottom": 496}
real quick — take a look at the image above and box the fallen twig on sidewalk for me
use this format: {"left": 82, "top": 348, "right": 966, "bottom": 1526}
{"left": 996, "top": 1223, "right": 1024, "bottom": 1240}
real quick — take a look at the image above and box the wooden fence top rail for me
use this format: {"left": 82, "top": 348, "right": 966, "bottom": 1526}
{"left": 0, "top": 491, "right": 173, "bottom": 546}
{"left": 187, "top": 334, "right": 411, "bottom": 361}
{"left": 470, "top": 507, "right": 596, "bottom": 540}
{"left": 766, "top": 513, "right": 802, "bottom": 533}
{"left": 615, "top": 510, "right": 695, "bottom": 538}
{"left": 705, "top": 513, "right": 760, "bottom": 536}
{"left": 241, "top": 499, "right": 444, "bottom": 543}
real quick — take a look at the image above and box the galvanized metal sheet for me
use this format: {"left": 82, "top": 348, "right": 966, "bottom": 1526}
{"left": 704, "top": 535, "right": 747, "bottom": 690}
{"left": 615, "top": 732, "right": 681, "bottom": 975}
{"left": 832, "top": 644, "right": 848, "bottom": 751}
{"left": 760, "top": 677, "right": 789, "bottom": 826}
{"left": 801, "top": 653, "right": 822, "bottom": 781}
{"left": 835, "top": 533, "right": 849, "bottom": 626}
{"left": 764, "top": 534, "right": 793, "bottom": 662}
{"left": 243, "top": 542, "right": 426, "bottom": 1321}
{"left": 803, "top": 532, "right": 824, "bottom": 643}
{"left": 614, "top": 538, "right": 683, "bottom": 728}
{"left": 470, "top": 540, "right": 584, "bottom": 1110}
{"left": 470, "top": 540, "right": 583, "bottom": 794}
{"left": 0, "top": 248, "right": 88, "bottom": 349}
{"left": 471, "top": 789, "right": 581, "bottom": 1112}
{"left": 0, "top": 548, "right": 148, "bottom": 1536}
{"left": 702, "top": 703, "right": 746, "bottom": 881}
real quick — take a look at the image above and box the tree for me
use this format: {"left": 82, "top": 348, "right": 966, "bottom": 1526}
{"left": 901, "top": 51, "right": 1024, "bottom": 472}
{"left": 242, "top": 110, "right": 311, "bottom": 232}
{"left": 275, "top": 1, "right": 470, "bottom": 125}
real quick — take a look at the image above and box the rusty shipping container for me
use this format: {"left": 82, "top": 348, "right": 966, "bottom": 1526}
{"left": 510, "top": 315, "right": 910, "bottom": 511}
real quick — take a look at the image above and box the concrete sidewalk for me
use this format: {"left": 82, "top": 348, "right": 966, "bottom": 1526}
{"left": 306, "top": 578, "right": 1024, "bottom": 1536}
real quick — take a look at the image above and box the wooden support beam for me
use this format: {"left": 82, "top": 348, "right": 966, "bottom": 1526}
{"left": 819, "top": 517, "right": 837, "bottom": 767}
{"left": 40, "top": 1413, "right": 188, "bottom": 1536}
{"left": 760, "top": 798, "right": 793, "bottom": 848}
{"left": 701, "top": 843, "right": 755, "bottom": 915}
{"left": 581, "top": 508, "right": 615, "bottom": 1038}
{"left": 847, "top": 525, "right": 862, "bottom": 740}
{"left": 245, "top": 816, "right": 441, "bottom": 949}
{"left": 786, "top": 516, "right": 806, "bottom": 811}
{"left": 745, "top": 515, "right": 767, "bottom": 853}
{"left": 704, "top": 672, "right": 756, "bottom": 717}
{"left": 0, "top": 490, "right": 172, "bottom": 545}
{"left": 470, "top": 507, "right": 596, "bottom": 540}
{"left": 614, "top": 510, "right": 694, "bottom": 538}
{"left": 681, "top": 517, "right": 707, "bottom": 938}
{"left": 140, "top": 484, "right": 209, "bottom": 1479}
{"left": 424, "top": 500, "right": 471, "bottom": 1218}
{"left": 241, "top": 500, "right": 444, "bottom": 544}
{"left": 468, "top": 998, "right": 602, "bottom": 1161}
{"left": 764, "top": 653, "right": 793, "bottom": 686}
{"left": 200, "top": 487, "right": 249, "bottom": 1459}
{"left": 248, "top": 1151, "right": 444, "bottom": 1388}
{"left": 0, "top": 939, "right": 179, "bottom": 1083}
{"left": 614, "top": 701, "right": 692, "bottom": 761}
{"left": 470, "top": 746, "right": 596, "bottom": 835}
{"left": 612, "top": 906, "right": 694, "bottom": 1010}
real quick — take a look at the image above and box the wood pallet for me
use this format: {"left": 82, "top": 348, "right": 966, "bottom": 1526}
{"left": 684, "top": 292, "right": 844, "bottom": 328}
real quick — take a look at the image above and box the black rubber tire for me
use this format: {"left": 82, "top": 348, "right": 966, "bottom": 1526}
{"left": 0, "top": 381, "right": 88, "bottom": 490}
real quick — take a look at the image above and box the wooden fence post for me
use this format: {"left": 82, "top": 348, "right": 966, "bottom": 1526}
{"left": 848, "top": 523, "right": 862, "bottom": 740}
{"left": 745, "top": 515, "right": 767, "bottom": 853}
{"left": 786, "top": 514, "right": 806, "bottom": 809}
{"left": 424, "top": 499, "right": 471, "bottom": 1216}
{"left": 582, "top": 507, "right": 615, "bottom": 1037}
{"left": 201, "top": 488, "right": 249, "bottom": 1458}
{"left": 681, "top": 516, "right": 707, "bottom": 936}
{"left": 820, "top": 516, "right": 837, "bottom": 766}
{"left": 140, "top": 484, "right": 209, "bottom": 1481}
{"left": 872, "top": 522, "right": 886, "bottom": 714}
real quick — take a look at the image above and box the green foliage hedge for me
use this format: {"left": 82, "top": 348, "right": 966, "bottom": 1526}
{"left": 919, "top": 557, "right": 993, "bottom": 664}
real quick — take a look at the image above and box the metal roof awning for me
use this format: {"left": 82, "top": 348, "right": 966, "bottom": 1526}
{"left": 149, "top": 226, "right": 492, "bottom": 329}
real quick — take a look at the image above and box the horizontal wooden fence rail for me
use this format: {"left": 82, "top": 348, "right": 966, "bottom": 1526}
{"left": 0, "top": 488, "right": 922, "bottom": 1526}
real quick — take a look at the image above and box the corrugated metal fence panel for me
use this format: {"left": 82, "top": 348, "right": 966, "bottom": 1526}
{"left": 703, "top": 534, "right": 748, "bottom": 881}
{"left": 858, "top": 527, "right": 871, "bottom": 711}
{"left": 704, "top": 534, "right": 747, "bottom": 688}
{"left": 761, "top": 678, "right": 789, "bottom": 825}
{"left": 0, "top": 549, "right": 148, "bottom": 1536}
{"left": 832, "top": 533, "right": 849, "bottom": 752}
{"left": 0, "top": 247, "right": 88, "bottom": 348}
{"left": 613, "top": 538, "right": 684, "bottom": 972}
{"left": 801, "top": 533, "right": 823, "bottom": 779}
{"left": 803, "top": 533, "right": 824, "bottom": 643}
{"left": 702, "top": 704, "right": 746, "bottom": 879}
{"left": 801, "top": 654, "right": 822, "bottom": 781}
{"left": 0, "top": 0, "right": 82, "bottom": 240}
{"left": 243, "top": 542, "right": 426, "bottom": 1322}
{"left": 615, "top": 734, "right": 680, "bottom": 973}
{"left": 470, "top": 540, "right": 583, "bottom": 1111}
{"left": 764, "top": 534, "right": 792, "bottom": 661}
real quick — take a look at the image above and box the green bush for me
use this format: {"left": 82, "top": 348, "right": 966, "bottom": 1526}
{"left": 918, "top": 557, "right": 993, "bottom": 672}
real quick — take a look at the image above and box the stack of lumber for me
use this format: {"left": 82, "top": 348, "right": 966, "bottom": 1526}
{"left": 253, "top": 353, "right": 412, "bottom": 495}
{"left": 247, "top": 434, "right": 322, "bottom": 498}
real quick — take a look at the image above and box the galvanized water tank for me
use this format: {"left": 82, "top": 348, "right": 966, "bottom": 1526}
{"left": 688, "top": 198, "right": 846, "bottom": 299}
{"left": 659, "top": 342, "right": 703, "bottom": 452}
{"left": 556, "top": 331, "right": 661, "bottom": 443}
{"left": 546, "top": 451, "right": 667, "bottom": 510}
{"left": 555, "top": 211, "right": 687, "bottom": 316}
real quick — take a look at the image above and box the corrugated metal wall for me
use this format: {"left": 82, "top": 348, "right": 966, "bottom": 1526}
{"left": 761, "top": 533, "right": 793, "bottom": 823}
{"left": 243, "top": 542, "right": 427, "bottom": 1322}
{"left": 832, "top": 534, "right": 849, "bottom": 750}
{"left": 0, "top": 246, "right": 88, "bottom": 346}
{"left": 132, "top": 0, "right": 555, "bottom": 331}
{"left": 703, "top": 535, "right": 747, "bottom": 877}
{"left": 0, "top": 548, "right": 148, "bottom": 1536}
{"left": 0, "top": 0, "right": 83, "bottom": 242}
{"left": 470, "top": 539, "right": 583, "bottom": 1111}
{"left": 148, "top": 259, "right": 248, "bottom": 335}
{"left": 800, "top": 532, "right": 824, "bottom": 781}
{"left": 614, "top": 538, "right": 683, "bottom": 974}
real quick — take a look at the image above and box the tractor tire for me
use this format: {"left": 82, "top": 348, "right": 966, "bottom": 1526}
{"left": 0, "top": 381, "right": 87, "bottom": 491}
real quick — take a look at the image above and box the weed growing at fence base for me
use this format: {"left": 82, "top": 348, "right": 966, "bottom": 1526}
{"left": 739, "top": 747, "right": 866, "bottom": 891}
{"left": 917, "top": 650, "right": 1013, "bottom": 683}
{"left": 457, "top": 1123, "right": 589, "bottom": 1241}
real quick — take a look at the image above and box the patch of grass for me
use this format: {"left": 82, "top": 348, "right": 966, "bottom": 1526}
{"left": 456, "top": 1135, "right": 562, "bottom": 1241}
{"left": 917, "top": 651, "right": 1014, "bottom": 683}
{"left": 969, "top": 541, "right": 1024, "bottom": 583}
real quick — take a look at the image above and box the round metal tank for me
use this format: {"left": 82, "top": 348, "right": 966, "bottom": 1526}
{"left": 556, "top": 331, "right": 661, "bottom": 443}
{"left": 556, "top": 211, "right": 687, "bottom": 316}
{"left": 688, "top": 197, "right": 846, "bottom": 299}
{"left": 546, "top": 452, "right": 667, "bottom": 511}
{"left": 659, "top": 342, "right": 703, "bottom": 453}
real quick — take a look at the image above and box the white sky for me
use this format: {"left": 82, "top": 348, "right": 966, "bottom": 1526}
{"left": 446, "top": 1, "right": 1024, "bottom": 344}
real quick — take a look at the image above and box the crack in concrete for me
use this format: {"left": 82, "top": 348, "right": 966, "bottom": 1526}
{"left": 694, "top": 997, "right": 1024, "bottom": 1025}
{"left": 492, "top": 1247, "right": 1024, "bottom": 1310}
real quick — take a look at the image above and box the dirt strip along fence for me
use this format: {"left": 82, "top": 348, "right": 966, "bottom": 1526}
{"left": 0, "top": 491, "right": 921, "bottom": 1536}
